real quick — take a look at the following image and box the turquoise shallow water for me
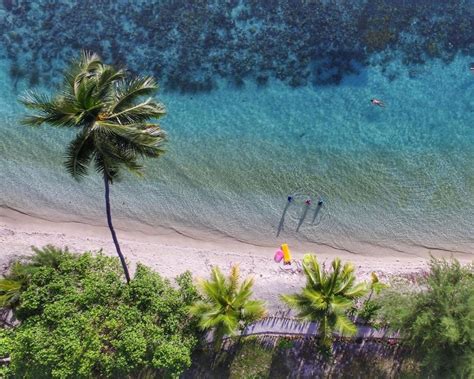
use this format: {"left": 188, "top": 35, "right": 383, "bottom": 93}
{"left": 1, "top": 54, "right": 473, "bottom": 254}
{"left": 0, "top": 0, "right": 473, "bottom": 255}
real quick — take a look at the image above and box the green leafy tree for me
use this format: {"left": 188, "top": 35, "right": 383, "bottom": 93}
{"left": 0, "top": 246, "right": 71, "bottom": 311}
{"left": 190, "top": 265, "right": 266, "bottom": 350}
{"left": 20, "top": 52, "right": 166, "bottom": 283}
{"left": 281, "top": 254, "right": 367, "bottom": 349}
{"left": 378, "top": 258, "right": 474, "bottom": 378}
{"left": 6, "top": 247, "right": 200, "bottom": 378}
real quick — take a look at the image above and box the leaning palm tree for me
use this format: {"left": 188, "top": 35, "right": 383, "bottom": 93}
{"left": 281, "top": 254, "right": 367, "bottom": 349}
{"left": 189, "top": 265, "right": 266, "bottom": 350}
{"left": 20, "top": 52, "right": 166, "bottom": 283}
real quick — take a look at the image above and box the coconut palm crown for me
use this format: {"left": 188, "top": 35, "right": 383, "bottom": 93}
{"left": 20, "top": 52, "right": 166, "bottom": 283}
{"left": 281, "top": 254, "right": 367, "bottom": 348}
{"left": 190, "top": 265, "right": 266, "bottom": 349}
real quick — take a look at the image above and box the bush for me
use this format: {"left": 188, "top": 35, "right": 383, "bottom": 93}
{"left": 377, "top": 258, "right": 474, "bottom": 378}
{"left": 5, "top": 247, "right": 201, "bottom": 378}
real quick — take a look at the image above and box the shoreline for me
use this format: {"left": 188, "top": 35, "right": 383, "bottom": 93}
{"left": 1, "top": 206, "right": 472, "bottom": 310}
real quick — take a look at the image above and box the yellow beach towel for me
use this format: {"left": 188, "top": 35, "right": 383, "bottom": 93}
{"left": 281, "top": 243, "right": 292, "bottom": 264}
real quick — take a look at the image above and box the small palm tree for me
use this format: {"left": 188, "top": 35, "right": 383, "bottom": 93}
{"left": 0, "top": 279, "right": 22, "bottom": 309}
{"left": 190, "top": 265, "right": 266, "bottom": 350}
{"left": 20, "top": 52, "right": 166, "bottom": 283}
{"left": 281, "top": 254, "right": 367, "bottom": 349}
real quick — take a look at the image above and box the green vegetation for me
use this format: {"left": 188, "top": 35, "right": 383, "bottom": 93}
{"left": 1, "top": 245, "right": 471, "bottom": 377}
{"left": 20, "top": 52, "right": 167, "bottom": 283}
{"left": 377, "top": 257, "right": 474, "bottom": 378}
{"left": 1, "top": 246, "right": 200, "bottom": 378}
{"left": 0, "top": 246, "right": 71, "bottom": 310}
{"left": 357, "top": 272, "right": 388, "bottom": 325}
{"left": 281, "top": 254, "right": 367, "bottom": 350}
{"left": 228, "top": 338, "right": 273, "bottom": 379}
{"left": 189, "top": 265, "right": 266, "bottom": 350}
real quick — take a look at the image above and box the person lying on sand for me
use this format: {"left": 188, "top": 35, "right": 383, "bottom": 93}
{"left": 371, "top": 98, "right": 385, "bottom": 107}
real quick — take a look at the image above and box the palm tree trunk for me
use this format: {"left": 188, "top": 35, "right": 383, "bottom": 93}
{"left": 104, "top": 175, "right": 131, "bottom": 283}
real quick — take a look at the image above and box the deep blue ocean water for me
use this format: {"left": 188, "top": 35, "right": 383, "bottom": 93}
{"left": 0, "top": 1, "right": 473, "bottom": 255}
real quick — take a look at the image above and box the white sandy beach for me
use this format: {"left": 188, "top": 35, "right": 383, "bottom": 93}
{"left": 1, "top": 206, "right": 472, "bottom": 310}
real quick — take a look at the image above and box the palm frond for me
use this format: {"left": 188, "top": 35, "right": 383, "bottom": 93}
{"left": 93, "top": 148, "right": 120, "bottom": 183}
{"left": 64, "top": 129, "right": 95, "bottom": 180}
{"left": 334, "top": 314, "right": 357, "bottom": 336}
{"left": 228, "top": 265, "right": 240, "bottom": 296}
{"left": 0, "top": 279, "right": 22, "bottom": 308}
{"left": 92, "top": 121, "right": 164, "bottom": 147}
{"left": 344, "top": 282, "right": 368, "bottom": 298}
{"left": 30, "top": 245, "right": 69, "bottom": 269}
{"left": 302, "top": 288, "right": 326, "bottom": 310}
{"left": 241, "top": 300, "right": 266, "bottom": 322}
{"left": 95, "top": 66, "right": 126, "bottom": 98}
{"left": 20, "top": 91, "right": 80, "bottom": 127}
{"left": 111, "top": 76, "right": 158, "bottom": 113}
{"left": 107, "top": 99, "right": 166, "bottom": 124}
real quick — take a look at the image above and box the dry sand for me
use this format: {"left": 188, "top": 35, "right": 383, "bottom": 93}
{"left": 1, "top": 206, "right": 472, "bottom": 310}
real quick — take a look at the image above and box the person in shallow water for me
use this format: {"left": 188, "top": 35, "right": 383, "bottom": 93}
{"left": 371, "top": 98, "right": 385, "bottom": 107}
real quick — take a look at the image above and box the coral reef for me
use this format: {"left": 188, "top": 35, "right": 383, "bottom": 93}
{"left": 0, "top": 0, "right": 472, "bottom": 92}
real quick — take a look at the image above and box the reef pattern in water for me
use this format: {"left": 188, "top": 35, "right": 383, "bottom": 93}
{"left": 1, "top": 0, "right": 473, "bottom": 92}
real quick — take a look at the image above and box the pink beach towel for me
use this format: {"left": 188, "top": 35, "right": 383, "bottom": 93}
{"left": 274, "top": 249, "right": 284, "bottom": 263}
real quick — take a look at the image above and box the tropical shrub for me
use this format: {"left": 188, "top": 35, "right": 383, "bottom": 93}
{"left": 3, "top": 247, "right": 201, "bottom": 378}
{"left": 0, "top": 246, "right": 71, "bottom": 311}
{"left": 356, "top": 272, "right": 388, "bottom": 325}
{"left": 190, "top": 265, "right": 266, "bottom": 350}
{"left": 377, "top": 257, "right": 474, "bottom": 378}
{"left": 0, "top": 329, "right": 12, "bottom": 378}
{"left": 281, "top": 254, "right": 367, "bottom": 350}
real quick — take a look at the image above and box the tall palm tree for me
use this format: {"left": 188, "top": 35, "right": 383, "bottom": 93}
{"left": 20, "top": 52, "right": 166, "bottom": 283}
{"left": 189, "top": 265, "right": 266, "bottom": 350}
{"left": 281, "top": 254, "right": 367, "bottom": 349}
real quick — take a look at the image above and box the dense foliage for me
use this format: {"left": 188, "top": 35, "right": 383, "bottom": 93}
{"left": 378, "top": 258, "right": 474, "bottom": 378}
{"left": 189, "top": 265, "right": 266, "bottom": 350}
{"left": 281, "top": 254, "right": 367, "bottom": 349}
{"left": 1, "top": 247, "right": 201, "bottom": 378}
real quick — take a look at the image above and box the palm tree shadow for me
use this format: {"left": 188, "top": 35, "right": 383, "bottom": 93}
{"left": 276, "top": 202, "right": 291, "bottom": 237}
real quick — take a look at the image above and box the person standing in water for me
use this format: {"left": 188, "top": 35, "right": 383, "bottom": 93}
{"left": 371, "top": 98, "right": 385, "bottom": 107}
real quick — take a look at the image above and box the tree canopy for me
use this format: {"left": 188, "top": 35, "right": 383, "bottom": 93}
{"left": 2, "top": 247, "right": 201, "bottom": 378}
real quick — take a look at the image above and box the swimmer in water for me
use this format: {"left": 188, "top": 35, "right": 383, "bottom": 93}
{"left": 371, "top": 98, "right": 385, "bottom": 107}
